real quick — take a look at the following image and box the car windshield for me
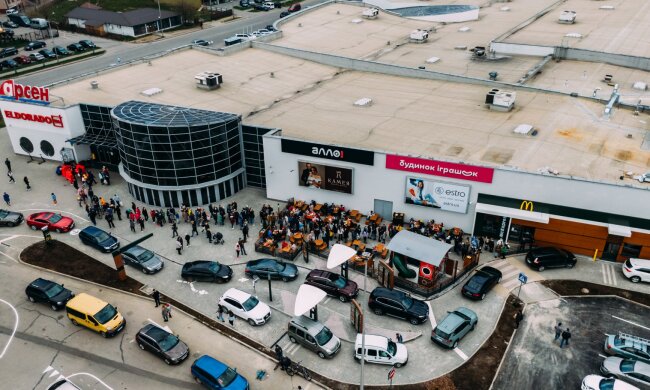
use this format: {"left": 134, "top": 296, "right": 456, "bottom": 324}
{"left": 467, "top": 276, "right": 487, "bottom": 290}
{"left": 45, "top": 283, "right": 64, "bottom": 298}
{"left": 315, "top": 327, "right": 333, "bottom": 346}
{"left": 93, "top": 231, "right": 110, "bottom": 242}
{"left": 619, "top": 360, "right": 635, "bottom": 372}
{"left": 48, "top": 214, "right": 62, "bottom": 223}
{"left": 332, "top": 275, "right": 347, "bottom": 289}
{"left": 158, "top": 333, "right": 180, "bottom": 352}
{"left": 209, "top": 262, "right": 221, "bottom": 273}
{"left": 624, "top": 259, "right": 633, "bottom": 268}
{"left": 136, "top": 250, "right": 154, "bottom": 262}
{"left": 599, "top": 378, "right": 615, "bottom": 390}
{"left": 94, "top": 304, "right": 117, "bottom": 324}
{"left": 0, "top": 211, "right": 8, "bottom": 218}
{"left": 242, "top": 296, "right": 259, "bottom": 311}
{"left": 387, "top": 340, "right": 397, "bottom": 355}
{"left": 271, "top": 262, "right": 286, "bottom": 272}
{"left": 217, "top": 367, "right": 238, "bottom": 387}
{"left": 401, "top": 296, "right": 413, "bottom": 309}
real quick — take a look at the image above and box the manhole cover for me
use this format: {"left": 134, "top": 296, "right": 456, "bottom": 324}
{"left": 581, "top": 288, "right": 589, "bottom": 294}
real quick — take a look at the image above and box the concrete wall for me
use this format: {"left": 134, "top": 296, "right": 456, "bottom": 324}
{"left": 490, "top": 42, "right": 554, "bottom": 57}
{"left": 561, "top": 48, "right": 650, "bottom": 72}
{"left": 263, "top": 135, "right": 650, "bottom": 231}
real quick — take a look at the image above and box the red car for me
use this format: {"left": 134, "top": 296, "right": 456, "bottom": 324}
{"left": 13, "top": 55, "right": 31, "bottom": 65}
{"left": 26, "top": 212, "right": 75, "bottom": 233}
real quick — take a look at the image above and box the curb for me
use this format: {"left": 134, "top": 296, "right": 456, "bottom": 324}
{"left": 488, "top": 301, "right": 527, "bottom": 390}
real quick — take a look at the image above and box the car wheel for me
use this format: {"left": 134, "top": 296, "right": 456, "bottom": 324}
{"left": 471, "top": 323, "right": 476, "bottom": 331}
{"left": 71, "top": 318, "right": 79, "bottom": 326}
{"left": 51, "top": 304, "right": 59, "bottom": 311}
{"left": 30, "top": 224, "right": 37, "bottom": 230}
{"left": 339, "top": 295, "right": 348, "bottom": 303}
{"left": 497, "top": 277, "right": 501, "bottom": 283}
{"left": 28, "top": 295, "right": 35, "bottom": 303}
{"left": 452, "top": 341, "right": 458, "bottom": 349}
{"left": 566, "top": 262, "right": 574, "bottom": 268}
{"left": 248, "top": 319, "right": 256, "bottom": 326}
{"left": 100, "top": 331, "right": 107, "bottom": 338}
{"left": 282, "top": 276, "right": 289, "bottom": 282}
{"left": 630, "top": 276, "right": 641, "bottom": 283}
{"left": 317, "top": 351, "right": 326, "bottom": 359}
{"left": 194, "top": 376, "right": 202, "bottom": 384}
{"left": 374, "top": 308, "right": 383, "bottom": 316}
{"left": 481, "top": 294, "right": 485, "bottom": 300}
{"left": 164, "top": 358, "right": 172, "bottom": 365}
{"left": 395, "top": 363, "right": 402, "bottom": 368}
{"left": 289, "top": 336, "right": 297, "bottom": 343}
{"left": 141, "top": 268, "right": 148, "bottom": 274}
{"left": 56, "top": 228, "right": 62, "bottom": 233}
{"left": 538, "top": 266, "right": 545, "bottom": 272}
{"left": 7, "top": 222, "right": 14, "bottom": 227}
{"left": 138, "top": 343, "right": 145, "bottom": 350}
{"left": 409, "top": 318, "right": 419, "bottom": 325}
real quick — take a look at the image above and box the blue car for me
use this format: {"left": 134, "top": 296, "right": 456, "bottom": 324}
{"left": 78, "top": 225, "right": 119, "bottom": 252}
{"left": 191, "top": 355, "right": 249, "bottom": 389}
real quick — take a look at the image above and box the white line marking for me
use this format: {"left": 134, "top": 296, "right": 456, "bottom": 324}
{"left": 501, "top": 279, "right": 521, "bottom": 290}
{"left": 0, "top": 298, "right": 19, "bottom": 359}
{"left": 610, "top": 265, "right": 618, "bottom": 286}
{"left": 489, "top": 260, "right": 508, "bottom": 269}
{"left": 602, "top": 263, "right": 607, "bottom": 285}
{"left": 43, "top": 366, "right": 54, "bottom": 374}
{"left": 453, "top": 347, "right": 468, "bottom": 361}
{"left": 324, "top": 297, "right": 331, "bottom": 304}
{"left": 611, "top": 315, "right": 650, "bottom": 331}
{"left": 17, "top": 209, "right": 89, "bottom": 223}
{"left": 147, "top": 318, "right": 172, "bottom": 333}
{"left": 0, "top": 251, "right": 19, "bottom": 263}
{"left": 501, "top": 270, "right": 520, "bottom": 280}
{"left": 0, "top": 235, "right": 18, "bottom": 243}
{"left": 66, "top": 372, "right": 114, "bottom": 390}
{"left": 426, "top": 301, "right": 436, "bottom": 328}
{"left": 599, "top": 354, "right": 607, "bottom": 359}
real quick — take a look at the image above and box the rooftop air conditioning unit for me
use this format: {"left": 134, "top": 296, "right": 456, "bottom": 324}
{"left": 362, "top": 8, "right": 379, "bottom": 19}
{"left": 485, "top": 89, "right": 516, "bottom": 112}
{"left": 409, "top": 29, "right": 428, "bottom": 43}
{"left": 558, "top": 10, "right": 577, "bottom": 24}
{"left": 195, "top": 72, "right": 223, "bottom": 90}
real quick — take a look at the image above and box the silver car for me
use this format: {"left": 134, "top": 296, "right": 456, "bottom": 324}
{"left": 122, "top": 245, "right": 164, "bottom": 274}
{"left": 601, "top": 356, "right": 650, "bottom": 387}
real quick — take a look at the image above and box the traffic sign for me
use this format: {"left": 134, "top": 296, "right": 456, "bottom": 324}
{"left": 518, "top": 272, "right": 528, "bottom": 284}
{"left": 388, "top": 366, "right": 396, "bottom": 380}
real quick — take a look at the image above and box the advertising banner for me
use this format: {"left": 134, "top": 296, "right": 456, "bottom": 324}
{"left": 386, "top": 154, "right": 494, "bottom": 183}
{"left": 405, "top": 177, "right": 470, "bottom": 213}
{"left": 298, "top": 161, "right": 353, "bottom": 194}
{"left": 282, "top": 139, "right": 374, "bottom": 166}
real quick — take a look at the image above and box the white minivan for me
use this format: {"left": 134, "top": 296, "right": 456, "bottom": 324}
{"left": 354, "top": 334, "right": 408, "bottom": 367}
{"left": 30, "top": 18, "right": 48, "bottom": 30}
{"left": 623, "top": 258, "right": 650, "bottom": 283}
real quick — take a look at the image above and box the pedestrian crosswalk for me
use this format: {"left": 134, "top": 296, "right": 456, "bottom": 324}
{"left": 601, "top": 262, "right": 618, "bottom": 286}
{"left": 489, "top": 259, "right": 522, "bottom": 291}
{"left": 278, "top": 338, "right": 302, "bottom": 356}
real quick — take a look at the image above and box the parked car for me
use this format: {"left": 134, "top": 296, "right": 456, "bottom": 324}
{"left": 135, "top": 324, "right": 189, "bottom": 365}
{"left": 65, "top": 293, "right": 126, "bottom": 337}
{"left": 431, "top": 307, "right": 478, "bottom": 348}
{"left": 6, "top": 8, "right": 19, "bottom": 16}
{"left": 244, "top": 258, "right": 298, "bottom": 281}
{"left": 601, "top": 356, "right": 650, "bottom": 387}
{"left": 252, "top": 29, "right": 271, "bottom": 37}
{"left": 53, "top": 46, "right": 70, "bottom": 56}
{"left": 305, "top": 269, "right": 358, "bottom": 302}
{"left": 623, "top": 258, "right": 650, "bottom": 283}
{"left": 25, "top": 278, "right": 74, "bottom": 311}
{"left": 636, "top": 172, "right": 650, "bottom": 183}
{"left": 354, "top": 334, "right": 407, "bottom": 367}
{"left": 78, "top": 225, "right": 119, "bottom": 252}
{"left": 288, "top": 3, "right": 302, "bottom": 12}
{"left": 192, "top": 39, "right": 213, "bottom": 46}
{"left": 78, "top": 39, "right": 96, "bottom": 49}
{"left": 0, "top": 46, "right": 18, "bottom": 58}
{"left": 368, "top": 287, "right": 428, "bottom": 325}
{"left": 66, "top": 43, "right": 85, "bottom": 52}
{"left": 24, "top": 40, "right": 46, "bottom": 51}
{"left": 26, "top": 212, "right": 74, "bottom": 232}
{"left": 0, "top": 208, "right": 23, "bottom": 226}
{"left": 191, "top": 355, "right": 249, "bottom": 390}
{"left": 280, "top": 11, "right": 290, "bottom": 18}
{"left": 265, "top": 25, "right": 277, "bottom": 32}
{"left": 122, "top": 245, "right": 164, "bottom": 274}
{"left": 288, "top": 315, "right": 341, "bottom": 358}
{"left": 253, "top": 3, "right": 271, "bottom": 11}
{"left": 461, "top": 266, "right": 502, "bottom": 300}
{"left": 0, "top": 58, "right": 18, "bottom": 69}
{"left": 39, "top": 48, "right": 56, "bottom": 59}
{"left": 30, "top": 18, "right": 48, "bottom": 30}
{"left": 8, "top": 13, "right": 30, "bottom": 27}
{"left": 2, "top": 20, "right": 18, "bottom": 28}
{"left": 13, "top": 55, "right": 31, "bottom": 65}
{"left": 605, "top": 333, "right": 650, "bottom": 363}
{"left": 234, "top": 33, "right": 256, "bottom": 41}
{"left": 28, "top": 52, "right": 45, "bottom": 62}
{"left": 581, "top": 374, "right": 639, "bottom": 390}
{"left": 181, "top": 260, "right": 233, "bottom": 283}
{"left": 219, "top": 288, "right": 271, "bottom": 326}
{"left": 525, "top": 246, "right": 576, "bottom": 271}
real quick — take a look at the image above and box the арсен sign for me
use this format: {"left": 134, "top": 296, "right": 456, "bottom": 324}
{"left": 386, "top": 154, "right": 494, "bottom": 183}
{"left": 0, "top": 80, "right": 50, "bottom": 104}
{"left": 281, "top": 139, "right": 374, "bottom": 166}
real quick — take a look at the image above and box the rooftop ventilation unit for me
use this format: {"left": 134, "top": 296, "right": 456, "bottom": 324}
{"left": 409, "top": 29, "right": 428, "bottom": 43}
{"left": 599, "top": 5, "right": 615, "bottom": 10}
{"left": 195, "top": 72, "right": 223, "bottom": 90}
{"left": 558, "top": 10, "right": 577, "bottom": 24}
{"left": 632, "top": 81, "right": 647, "bottom": 91}
{"left": 514, "top": 124, "right": 536, "bottom": 135}
{"left": 426, "top": 56, "right": 440, "bottom": 63}
{"left": 354, "top": 98, "right": 373, "bottom": 107}
{"left": 485, "top": 89, "right": 516, "bottom": 112}
{"left": 141, "top": 87, "right": 163, "bottom": 97}
{"left": 362, "top": 8, "right": 379, "bottom": 19}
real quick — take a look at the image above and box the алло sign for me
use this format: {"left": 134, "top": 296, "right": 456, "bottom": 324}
{"left": 386, "top": 154, "right": 494, "bottom": 183}
{"left": 281, "top": 139, "right": 374, "bottom": 166}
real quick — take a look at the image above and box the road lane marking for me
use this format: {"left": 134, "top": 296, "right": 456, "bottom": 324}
{"left": 453, "top": 347, "right": 468, "bottom": 361}
{"left": 602, "top": 263, "right": 607, "bottom": 284}
{"left": 611, "top": 315, "right": 650, "bottom": 331}
{"left": 426, "top": 301, "right": 436, "bottom": 328}
{"left": 0, "top": 298, "right": 19, "bottom": 359}
{"left": 0, "top": 235, "right": 18, "bottom": 243}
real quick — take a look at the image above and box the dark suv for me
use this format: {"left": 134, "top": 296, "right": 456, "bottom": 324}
{"left": 78, "top": 225, "right": 119, "bottom": 252}
{"left": 25, "top": 278, "right": 74, "bottom": 311}
{"left": 0, "top": 47, "right": 18, "bottom": 58}
{"left": 24, "top": 41, "right": 46, "bottom": 51}
{"left": 525, "top": 246, "right": 576, "bottom": 271}
{"left": 305, "top": 269, "right": 359, "bottom": 302}
{"left": 368, "top": 287, "right": 429, "bottom": 325}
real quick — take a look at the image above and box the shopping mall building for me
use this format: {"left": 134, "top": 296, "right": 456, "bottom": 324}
{"left": 1, "top": 1, "right": 649, "bottom": 263}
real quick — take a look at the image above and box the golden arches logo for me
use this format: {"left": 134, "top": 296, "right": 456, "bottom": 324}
{"left": 520, "top": 200, "right": 534, "bottom": 212}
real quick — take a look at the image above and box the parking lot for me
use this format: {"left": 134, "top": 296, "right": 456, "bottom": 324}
{"left": 492, "top": 296, "right": 650, "bottom": 390}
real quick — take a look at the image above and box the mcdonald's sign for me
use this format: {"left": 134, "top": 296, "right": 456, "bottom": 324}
{"left": 520, "top": 200, "right": 534, "bottom": 212}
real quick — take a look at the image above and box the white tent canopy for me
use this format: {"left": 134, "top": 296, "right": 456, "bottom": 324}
{"left": 327, "top": 244, "right": 357, "bottom": 269}
{"left": 386, "top": 230, "right": 452, "bottom": 267}
{"left": 294, "top": 284, "right": 327, "bottom": 316}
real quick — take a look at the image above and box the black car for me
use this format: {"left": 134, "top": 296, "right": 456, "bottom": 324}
{"left": 0, "top": 209, "right": 23, "bottom": 227}
{"left": 66, "top": 43, "right": 85, "bottom": 52}
{"left": 461, "top": 266, "right": 502, "bottom": 300}
{"left": 24, "top": 41, "right": 46, "bottom": 51}
{"left": 52, "top": 46, "right": 70, "bottom": 56}
{"left": 0, "top": 59, "right": 18, "bottom": 69}
{"left": 78, "top": 39, "right": 96, "bottom": 49}
{"left": 25, "top": 278, "right": 74, "bottom": 311}
{"left": 0, "top": 46, "right": 18, "bottom": 58}
{"left": 253, "top": 3, "right": 271, "bottom": 11}
{"left": 122, "top": 245, "right": 164, "bottom": 274}
{"left": 181, "top": 260, "right": 233, "bottom": 282}
{"left": 78, "top": 225, "right": 120, "bottom": 252}
{"left": 136, "top": 324, "right": 190, "bottom": 365}
{"left": 525, "top": 246, "right": 576, "bottom": 271}
{"left": 1, "top": 28, "right": 14, "bottom": 37}
{"left": 280, "top": 11, "right": 290, "bottom": 18}
{"left": 305, "top": 269, "right": 359, "bottom": 302}
{"left": 38, "top": 48, "right": 56, "bottom": 59}
{"left": 368, "top": 287, "right": 429, "bottom": 325}
{"left": 2, "top": 21, "right": 19, "bottom": 28}
{"left": 245, "top": 258, "right": 298, "bottom": 281}
{"left": 265, "top": 25, "right": 277, "bottom": 32}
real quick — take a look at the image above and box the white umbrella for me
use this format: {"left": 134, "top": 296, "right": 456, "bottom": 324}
{"left": 294, "top": 284, "right": 327, "bottom": 317}
{"left": 327, "top": 244, "right": 357, "bottom": 269}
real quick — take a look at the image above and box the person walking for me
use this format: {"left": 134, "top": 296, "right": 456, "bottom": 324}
{"left": 514, "top": 310, "right": 524, "bottom": 329}
{"left": 51, "top": 193, "right": 57, "bottom": 205}
{"left": 228, "top": 310, "right": 235, "bottom": 326}
{"left": 162, "top": 303, "right": 172, "bottom": 322}
{"left": 242, "top": 224, "right": 249, "bottom": 241}
{"left": 171, "top": 222, "right": 178, "bottom": 238}
{"left": 4, "top": 158, "right": 11, "bottom": 172}
{"left": 396, "top": 333, "right": 404, "bottom": 343}
{"left": 176, "top": 238, "right": 183, "bottom": 255}
{"left": 239, "top": 239, "right": 247, "bottom": 255}
{"left": 3, "top": 192, "right": 10, "bottom": 206}
{"left": 554, "top": 322, "right": 563, "bottom": 341}
{"left": 185, "top": 233, "right": 191, "bottom": 247}
{"left": 500, "top": 243, "right": 508, "bottom": 259}
{"left": 7, "top": 171, "right": 15, "bottom": 183}
{"left": 23, "top": 176, "right": 31, "bottom": 191}
{"left": 88, "top": 208, "right": 97, "bottom": 226}
{"left": 106, "top": 210, "right": 115, "bottom": 229}
{"left": 235, "top": 242, "right": 240, "bottom": 258}
{"left": 560, "top": 328, "right": 571, "bottom": 348}
{"left": 191, "top": 220, "right": 199, "bottom": 237}
{"left": 206, "top": 227, "right": 212, "bottom": 244}
{"left": 153, "top": 289, "right": 161, "bottom": 307}
{"left": 217, "top": 304, "right": 225, "bottom": 322}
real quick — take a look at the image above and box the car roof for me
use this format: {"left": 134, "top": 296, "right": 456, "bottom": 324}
{"left": 249, "top": 258, "right": 276, "bottom": 266}
{"left": 193, "top": 355, "right": 227, "bottom": 375}
{"left": 371, "top": 287, "right": 405, "bottom": 299}
{"left": 67, "top": 293, "right": 108, "bottom": 313}
{"left": 185, "top": 260, "right": 215, "bottom": 269}
{"left": 629, "top": 258, "right": 650, "bottom": 267}
{"left": 142, "top": 324, "right": 171, "bottom": 341}
{"left": 477, "top": 266, "right": 501, "bottom": 277}
{"left": 438, "top": 312, "right": 465, "bottom": 332}
{"left": 82, "top": 225, "right": 105, "bottom": 235}
{"left": 291, "top": 315, "right": 324, "bottom": 331}
{"left": 223, "top": 288, "right": 250, "bottom": 302}
{"left": 307, "top": 269, "right": 334, "bottom": 278}
{"left": 530, "top": 246, "right": 561, "bottom": 255}
{"left": 30, "top": 277, "right": 55, "bottom": 289}
{"left": 355, "top": 334, "right": 388, "bottom": 348}
{"left": 124, "top": 245, "right": 148, "bottom": 256}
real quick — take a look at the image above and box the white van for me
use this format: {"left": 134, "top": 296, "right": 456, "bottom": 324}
{"left": 30, "top": 18, "right": 48, "bottom": 30}
{"left": 263, "top": 1, "right": 275, "bottom": 9}
{"left": 354, "top": 334, "right": 408, "bottom": 367}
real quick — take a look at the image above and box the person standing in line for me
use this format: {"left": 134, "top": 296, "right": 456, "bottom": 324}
{"left": 185, "top": 233, "right": 191, "bottom": 247}
{"left": 228, "top": 310, "right": 235, "bottom": 326}
{"left": 3, "top": 192, "right": 10, "bottom": 206}
{"left": 191, "top": 220, "right": 199, "bottom": 237}
{"left": 51, "top": 193, "right": 57, "bottom": 205}
{"left": 514, "top": 310, "right": 524, "bottom": 329}
{"left": 560, "top": 328, "right": 571, "bottom": 348}
{"left": 153, "top": 289, "right": 161, "bottom": 307}
{"left": 171, "top": 222, "right": 178, "bottom": 238}
{"left": 235, "top": 242, "right": 240, "bottom": 258}
{"left": 129, "top": 217, "right": 136, "bottom": 233}
{"left": 554, "top": 322, "right": 563, "bottom": 341}
{"left": 239, "top": 239, "right": 247, "bottom": 255}
{"left": 396, "top": 333, "right": 404, "bottom": 343}
{"left": 23, "top": 176, "right": 31, "bottom": 191}
{"left": 4, "top": 158, "right": 11, "bottom": 172}
{"left": 138, "top": 215, "right": 145, "bottom": 231}
{"left": 242, "top": 224, "right": 249, "bottom": 241}
{"left": 115, "top": 202, "right": 122, "bottom": 221}
{"left": 88, "top": 208, "right": 97, "bottom": 226}
{"left": 162, "top": 303, "right": 172, "bottom": 322}
{"left": 142, "top": 206, "right": 148, "bottom": 222}
{"left": 217, "top": 304, "right": 225, "bottom": 322}
{"left": 106, "top": 209, "right": 115, "bottom": 229}
{"left": 176, "top": 237, "right": 183, "bottom": 254}
{"left": 7, "top": 171, "right": 15, "bottom": 183}
{"left": 206, "top": 227, "right": 212, "bottom": 244}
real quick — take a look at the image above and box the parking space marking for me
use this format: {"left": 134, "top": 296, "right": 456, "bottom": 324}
{"left": 286, "top": 343, "right": 301, "bottom": 355}
{"left": 0, "top": 251, "right": 19, "bottom": 263}
{"left": 0, "top": 298, "right": 19, "bottom": 359}
{"left": 601, "top": 263, "right": 618, "bottom": 286}
{"left": 324, "top": 297, "right": 331, "bottom": 304}
{"left": 426, "top": 301, "right": 436, "bottom": 328}
{"left": 501, "top": 279, "right": 521, "bottom": 290}
{"left": 453, "top": 347, "right": 468, "bottom": 361}
{"left": 66, "top": 372, "right": 114, "bottom": 390}
{"left": 0, "top": 235, "right": 19, "bottom": 244}
{"left": 501, "top": 270, "right": 520, "bottom": 281}
{"left": 147, "top": 318, "right": 172, "bottom": 333}
{"left": 611, "top": 315, "right": 650, "bottom": 331}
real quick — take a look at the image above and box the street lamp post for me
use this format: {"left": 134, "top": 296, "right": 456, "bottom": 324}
{"left": 156, "top": 0, "right": 162, "bottom": 34}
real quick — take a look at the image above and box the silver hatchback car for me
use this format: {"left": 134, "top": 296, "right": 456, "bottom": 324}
{"left": 600, "top": 356, "right": 650, "bottom": 387}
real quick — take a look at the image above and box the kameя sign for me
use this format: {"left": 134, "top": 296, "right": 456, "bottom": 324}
{"left": 0, "top": 80, "right": 50, "bottom": 104}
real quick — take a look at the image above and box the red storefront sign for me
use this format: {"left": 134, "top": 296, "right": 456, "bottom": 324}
{"left": 3, "top": 110, "right": 64, "bottom": 128}
{"left": 0, "top": 80, "right": 50, "bottom": 102}
{"left": 385, "top": 154, "right": 494, "bottom": 183}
